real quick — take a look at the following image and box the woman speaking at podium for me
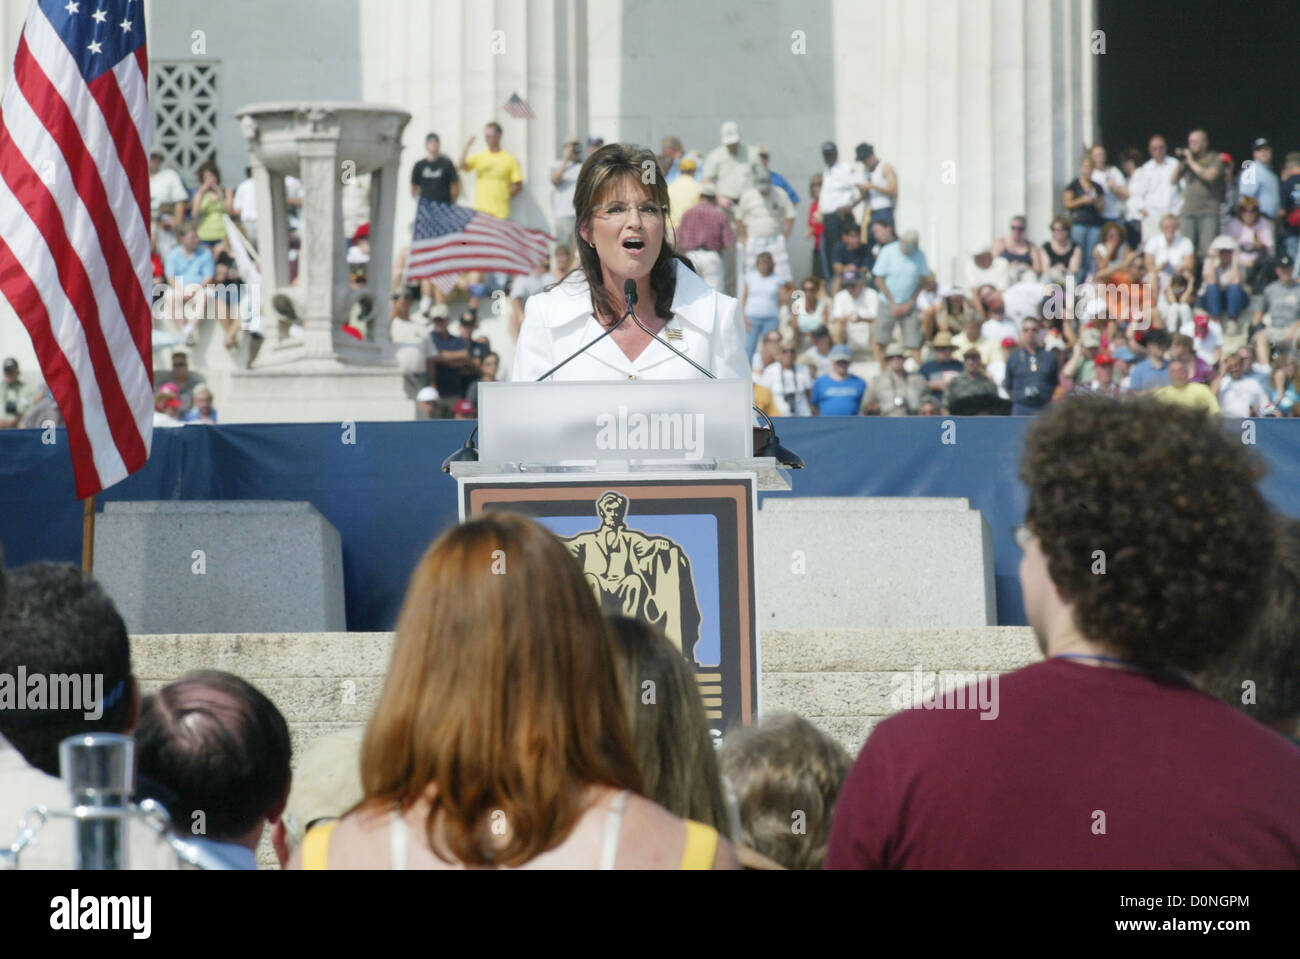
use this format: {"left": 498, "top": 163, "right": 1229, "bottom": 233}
{"left": 511, "top": 143, "right": 749, "bottom": 382}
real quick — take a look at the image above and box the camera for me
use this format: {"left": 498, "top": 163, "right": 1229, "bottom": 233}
{"left": 4, "top": 400, "right": 16, "bottom": 416}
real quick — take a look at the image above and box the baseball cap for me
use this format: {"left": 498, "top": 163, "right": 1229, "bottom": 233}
{"left": 563, "top": 134, "right": 580, "bottom": 146}
{"left": 1001, "top": 336, "right": 1017, "bottom": 349}
{"left": 157, "top": 382, "right": 181, "bottom": 408}
{"left": 885, "top": 343, "right": 906, "bottom": 359}
{"left": 416, "top": 386, "right": 439, "bottom": 403}
{"left": 811, "top": 324, "right": 830, "bottom": 338}
{"left": 1081, "top": 327, "right": 1102, "bottom": 348}
{"left": 842, "top": 269, "right": 862, "bottom": 285}
{"left": 830, "top": 344, "right": 853, "bottom": 361}
{"left": 820, "top": 141, "right": 837, "bottom": 155}
{"left": 2, "top": 357, "right": 17, "bottom": 373}
{"left": 1279, "top": 255, "right": 1295, "bottom": 269}
{"left": 755, "top": 144, "right": 770, "bottom": 156}
{"left": 429, "top": 304, "right": 450, "bottom": 319}
{"left": 679, "top": 155, "right": 698, "bottom": 173}
{"left": 855, "top": 143, "right": 874, "bottom": 161}
{"left": 1209, "top": 234, "right": 1238, "bottom": 253}
{"left": 586, "top": 136, "right": 604, "bottom": 149}
{"left": 1253, "top": 137, "right": 1270, "bottom": 150}
{"left": 282, "top": 728, "right": 364, "bottom": 848}
{"left": 1113, "top": 345, "right": 1138, "bottom": 363}
{"left": 1094, "top": 351, "right": 1115, "bottom": 366}
{"left": 699, "top": 184, "right": 717, "bottom": 198}
{"left": 351, "top": 223, "right": 370, "bottom": 243}
{"left": 720, "top": 121, "right": 740, "bottom": 145}
{"left": 453, "top": 399, "right": 476, "bottom": 416}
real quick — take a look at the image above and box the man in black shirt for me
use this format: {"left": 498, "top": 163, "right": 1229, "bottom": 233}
{"left": 411, "top": 133, "right": 459, "bottom": 205}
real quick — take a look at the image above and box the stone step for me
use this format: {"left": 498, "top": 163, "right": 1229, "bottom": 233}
{"left": 760, "top": 628, "right": 1038, "bottom": 672}
{"left": 130, "top": 628, "right": 1040, "bottom": 679}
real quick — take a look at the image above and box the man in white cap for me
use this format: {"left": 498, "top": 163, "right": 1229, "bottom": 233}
{"left": 703, "top": 120, "right": 761, "bottom": 297}
{"left": 703, "top": 121, "right": 758, "bottom": 209}
{"left": 415, "top": 385, "right": 440, "bottom": 420}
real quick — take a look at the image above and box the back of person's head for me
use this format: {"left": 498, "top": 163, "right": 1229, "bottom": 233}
{"left": 1020, "top": 397, "right": 1273, "bottom": 673}
{"left": 1200, "top": 515, "right": 1300, "bottom": 735}
{"left": 135, "top": 670, "right": 292, "bottom": 844}
{"left": 607, "top": 615, "right": 729, "bottom": 835}
{"left": 0, "top": 562, "right": 136, "bottom": 775}
{"left": 361, "top": 513, "right": 643, "bottom": 867}
{"left": 719, "top": 712, "right": 851, "bottom": 870}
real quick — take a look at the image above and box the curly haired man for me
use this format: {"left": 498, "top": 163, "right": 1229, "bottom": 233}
{"left": 827, "top": 396, "right": 1300, "bottom": 867}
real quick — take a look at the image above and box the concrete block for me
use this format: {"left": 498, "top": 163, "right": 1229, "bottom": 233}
{"left": 757, "top": 497, "right": 997, "bottom": 629}
{"left": 96, "top": 502, "right": 346, "bottom": 634}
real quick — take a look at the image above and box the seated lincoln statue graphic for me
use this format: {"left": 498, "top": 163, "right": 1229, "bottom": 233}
{"left": 563, "top": 491, "right": 703, "bottom": 664}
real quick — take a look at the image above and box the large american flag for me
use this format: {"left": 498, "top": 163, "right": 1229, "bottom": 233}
{"left": 0, "top": 0, "right": 152, "bottom": 499}
{"left": 404, "top": 197, "right": 552, "bottom": 295}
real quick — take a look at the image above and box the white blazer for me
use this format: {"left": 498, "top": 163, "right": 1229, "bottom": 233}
{"left": 511, "top": 259, "right": 749, "bottom": 382}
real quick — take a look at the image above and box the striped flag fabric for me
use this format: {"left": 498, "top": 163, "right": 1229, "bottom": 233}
{"left": 0, "top": 0, "right": 153, "bottom": 499}
{"left": 404, "top": 197, "right": 552, "bottom": 296}
{"left": 501, "top": 92, "right": 534, "bottom": 119}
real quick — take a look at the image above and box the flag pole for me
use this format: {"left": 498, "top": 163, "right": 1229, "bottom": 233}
{"left": 81, "top": 494, "right": 96, "bottom": 572}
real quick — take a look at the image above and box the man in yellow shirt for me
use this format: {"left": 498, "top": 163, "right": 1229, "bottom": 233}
{"left": 459, "top": 122, "right": 524, "bottom": 220}
{"left": 1156, "top": 355, "right": 1220, "bottom": 413}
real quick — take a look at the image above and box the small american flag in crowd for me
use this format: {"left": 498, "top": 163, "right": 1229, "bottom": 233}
{"left": 405, "top": 198, "right": 552, "bottom": 295}
{"left": 0, "top": 0, "right": 153, "bottom": 499}
{"left": 501, "top": 92, "right": 535, "bottom": 119}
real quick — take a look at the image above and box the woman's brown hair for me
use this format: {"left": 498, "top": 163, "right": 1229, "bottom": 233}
{"left": 1099, "top": 221, "right": 1125, "bottom": 248}
{"left": 569, "top": 142, "right": 695, "bottom": 326}
{"left": 359, "top": 512, "right": 644, "bottom": 867}
{"left": 608, "top": 616, "right": 731, "bottom": 836}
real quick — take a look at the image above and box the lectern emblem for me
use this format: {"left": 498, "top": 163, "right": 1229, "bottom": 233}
{"left": 561, "top": 490, "right": 703, "bottom": 662}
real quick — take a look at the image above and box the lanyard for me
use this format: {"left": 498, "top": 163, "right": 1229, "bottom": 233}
{"left": 1053, "top": 653, "right": 1190, "bottom": 686}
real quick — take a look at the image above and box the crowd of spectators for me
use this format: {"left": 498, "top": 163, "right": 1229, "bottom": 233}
{"left": 708, "top": 128, "right": 1300, "bottom": 418}
{"left": 423, "top": 120, "right": 1296, "bottom": 420}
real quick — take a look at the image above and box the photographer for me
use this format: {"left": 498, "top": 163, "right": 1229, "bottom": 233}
{"left": 1171, "top": 130, "right": 1226, "bottom": 257}
{"left": 1, "top": 358, "right": 32, "bottom": 429}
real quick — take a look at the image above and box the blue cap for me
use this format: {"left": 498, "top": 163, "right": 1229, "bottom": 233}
{"left": 830, "top": 344, "right": 853, "bottom": 360}
{"left": 1113, "top": 345, "right": 1137, "bottom": 363}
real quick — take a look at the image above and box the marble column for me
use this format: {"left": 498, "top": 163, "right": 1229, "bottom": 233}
{"left": 832, "top": 0, "right": 1097, "bottom": 283}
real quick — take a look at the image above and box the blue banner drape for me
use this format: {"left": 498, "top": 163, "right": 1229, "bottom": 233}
{"left": 3, "top": 418, "right": 1298, "bottom": 631}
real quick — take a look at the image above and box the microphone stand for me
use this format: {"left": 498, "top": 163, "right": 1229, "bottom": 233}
{"left": 625, "top": 310, "right": 804, "bottom": 468}
{"left": 442, "top": 292, "right": 635, "bottom": 473}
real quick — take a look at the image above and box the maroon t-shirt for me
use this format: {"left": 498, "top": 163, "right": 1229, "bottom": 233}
{"left": 825, "top": 658, "right": 1300, "bottom": 868}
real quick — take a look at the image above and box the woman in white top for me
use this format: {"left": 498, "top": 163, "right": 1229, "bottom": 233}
{"left": 291, "top": 513, "right": 738, "bottom": 870}
{"left": 512, "top": 143, "right": 748, "bottom": 382}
